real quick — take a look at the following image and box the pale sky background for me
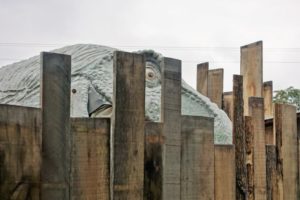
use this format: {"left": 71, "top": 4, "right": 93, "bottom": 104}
{"left": 0, "top": 0, "right": 300, "bottom": 91}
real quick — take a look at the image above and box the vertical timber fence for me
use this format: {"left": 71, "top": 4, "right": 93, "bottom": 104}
{"left": 0, "top": 41, "right": 299, "bottom": 200}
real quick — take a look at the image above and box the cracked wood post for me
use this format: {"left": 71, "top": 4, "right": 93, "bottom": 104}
{"left": 40, "top": 52, "right": 71, "bottom": 200}
{"left": 241, "top": 41, "right": 263, "bottom": 116}
{"left": 248, "top": 97, "right": 267, "bottom": 200}
{"left": 274, "top": 103, "right": 298, "bottom": 200}
{"left": 223, "top": 91, "right": 233, "bottom": 121}
{"left": 196, "top": 62, "right": 208, "bottom": 96}
{"left": 232, "top": 75, "right": 247, "bottom": 200}
{"left": 161, "top": 57, "right": 182, "bottom": 200}
{"left": 111, "top": 51, "right": 145, "bottom": 199}
{"left": 208, "top": 68, "right": 224, "bottom": 108}
{"left": 266, "top": 145, "right": 278, "bottom": 200}
{"left": 214, "top": 145, "right": 235, "bottom": 200}
{"left": 245, "top": 116, "right": 254, "bottom": 200}
{"left": 181, "top": 116, "right": 214, "bottom": 200}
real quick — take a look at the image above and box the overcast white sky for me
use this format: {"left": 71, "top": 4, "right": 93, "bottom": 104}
{"left": 0, "top": 0, "right": 300, "bottom": 91}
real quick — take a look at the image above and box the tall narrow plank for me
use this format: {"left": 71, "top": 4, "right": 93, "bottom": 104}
{"left": 144, "top": 122, "right": 163, "bottom": 200}
{"left": 266, "top": 145, "right": 278, "bottom": 200}
{"left": 274, "top": 103, "right": 298, "bottom": 200}
{"left": 245, "top": 116, "right": 254, "bottom": 200}
{"left": 248, "top": 97, "right": 267, "bottom": 200}
{"left": 263, "top": 81, "right": 273, "bottom": 119}
{"left": 208, "top": 68, "right": 224, "bottom": 108}
{"left": 40, "top": 52, "right": 71, "bottom": 200}
{"left": 241, "top": 41, "right": 263, "bottom": 116}
{"left": 196, "top": 62, "right": 209, "bottom": 96}
{"left": 232, "top": 75, "right": 247, "bottom": 200}
{"left": 161, "top": 57, "right": 182, "bottom": 200}
{"left": 214, "top": 145, "right": 235, "bottom": 200}
{"left": 112, "top": 51, "right": 145, "bottom": 199}
{"left": 223, "top": 91, "right": 233, "bottom": 120}
{"left": 70, "top": 118, "right": 110, "bottom": 200}
{"left": 181, "top": 116, "right": 214, "bottom": 200}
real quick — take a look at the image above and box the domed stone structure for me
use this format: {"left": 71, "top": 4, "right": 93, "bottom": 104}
{"left": 0, "top": 44, "right": 232, "bottom": 143}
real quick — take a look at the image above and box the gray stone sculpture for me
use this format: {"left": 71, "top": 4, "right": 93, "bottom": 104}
{"left": 0, "top": 44, "right": 232, "bottom": 143}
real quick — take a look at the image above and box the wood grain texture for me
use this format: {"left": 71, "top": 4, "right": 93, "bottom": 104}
{"left": 181, "top": 116, "right": 214, "bottom": 200}
{"left": 274, "top": 103, "right": 298, "bottom": 200}
{"left": 223, "top": 92, "right": 233, "bottom": 120}
{"left": 144, "top": 122, "right": 163, "bottom": 200}
{"left": 245, "top": 116, "right": 254, "bottom": 200}
{"left": 0, "top": 105, "right": 41, "bottom": 200}
{"left": 241, "top": 41, "right": 263, "bottom": 116}
{"left": 196, "top": 62, "right": 208, "bottom": 96}
{"left": 233, "top": 75, "right": 247, "bottom": 200}
{"left": 266, "top": 145, "right": 278, "bottom": 200}
{"left": 248, "top": 97, "right": 267, "bottom": 200}
{"left": 208, "top": 69, "right": 224, "bottom": 108}
{"left": 161, "top": 57, "right": 182, "bottom": 200}
{"left": 214, "top": 145, "right": 235, "bottom": 200}
{"left": 70, "top": 118, "right": 110, "bottom": 200}
{"left": 40, "top": 52, "right": 71, "bottom": 200}
{"left": 263, "top": 81, "right": 273, "bottom": 119}
{"left": 112, "top": 51, "right": 145, "bottom": 199}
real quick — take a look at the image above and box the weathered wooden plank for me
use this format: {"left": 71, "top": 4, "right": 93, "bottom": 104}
{"left": 0, "top": 105, "right": 41, "bottom": 200}
{"left": 263, "top": 81, "right": 273, "bottom": 119}
{"left": 248, "top": 97, "right": 267, "bottom": 200}
{"left": 40, "top": 52, "right": 71, "bottom": 200}
{"left": 181, "top": 116, "right": 214, "bottom": 200}
{"left": 208, "top": 68, "right": 224, "bottom": 108}
{"left": 214, "top": 145, "right": 235, "bottom": 200}
{"left": 266, "top": 145, "right": 278, "bottom": 200}
{"left": 144, "top": 122, "right": 163, "bottom": 200}
{"left": 232, "top": 75, "right": 247, "bottom": 200}
{"left": 161, "top": 57, "right": 182, "bottom": 200}
{"left": 196, "top": 62, "right": 208, "bottom": 96}
{"left": 245, "top": 116, "right": 254, "bottom": 200}
{"left": 112, "top": 51, "right": 145, "bottom": 199}
{"left": 274, "top": 103, "right": 298, "bottom": 200}
{"left": 70, "top": 118, "right": 110, "bottom": 200}
{"left": 223, "top": 91, "right": 233, "bottom": 120}
{"left": 241, "top": 41, "right": 263, "bottom": 116}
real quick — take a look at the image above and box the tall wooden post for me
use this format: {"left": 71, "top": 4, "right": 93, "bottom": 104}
{"left": 40, "top": 52, "right": 71, "bottom": 200}
{"left": 161, "top": 57, "right": 182, "bottom": 200}
{"left": 196, "top": 62, "right": 208, "bottom": 96}
{"left": 241, "top": 41, "right": 263, "bottom": 116}
{"left": 111, "top": 51, "right": 145, "bottom": 199}
{"left": 263, "top": 81, "right": 273, "bottom": 119}
{"left": 245, "top": 116, "right": 254, "bottom": 200}
{"left": 266, "top": 145, "right": 278, "bottom": 200}
{"left": 208, "top": 69, "right": 224, "bottom": 108}
{"left": 248, "top": 97, "right": 267, "bottom": 200}
{"left": 181, "top": 116, "right": 214, "bottom": 200}
{"left": 223, "top": 91, "right": 233, "bottom": 120}
{"left": 232, "top": 75, "right": 247, "bottom": 200}
{"left": 274, "top": 103, "right": 298, "bottom": 200}
{"left": 214, "top": 145, "right": 235, "bottom": 200}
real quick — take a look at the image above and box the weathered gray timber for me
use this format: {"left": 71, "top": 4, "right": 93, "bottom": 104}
{"left": 196, "top": 62, "right": 209, "bottom": 96}
{"left": 223, "top": 91, "right": 233, "bottom": 120}
{"left": 144, "top": 122, "right": 163, "bottom": 200}
{"left": 266, "top": 145, "right": 278, "bottom": 200}
{"left": 263, "top": 81, "right": 273, "bottom": 119}
{"left": 241, "top": 41, "right": 263, "bottom": 116}
{"left": 214, "top": 145, "right": 236, "bottom": 200}
{"left": 40, "top": 52, "right": 71, "bottom": 200}
{"left": 0, "top": 105, "right": 41, "bottom": 200}
{"left": 181, "top": 116, "right": 214, "bottom": 200}
{"left": 232, "top": 75, "right": 247, "bottom": 200}
{"left": 208, "top": 69, "right": 224, "bottom": 108}
{"left": 248, "top": 97, "right": 267, "bottom": 200}
{"left": 111, "top": 51, "right": 145, "bottom": 199}
{"left": 245, "top": 116, "right": 254, "bottom": 200}
{"left": 274, "top": 103, "right": 298, "bottom": 200}
{"left": 70, "top": 118, "right": 110, "bottom": 200}
{"left": 161, "top": 57, "right": 182, "bottom": 200}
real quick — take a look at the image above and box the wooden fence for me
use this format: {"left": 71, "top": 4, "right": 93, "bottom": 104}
{"left": 0, "top": 41, "right": 299, "bottom": 200}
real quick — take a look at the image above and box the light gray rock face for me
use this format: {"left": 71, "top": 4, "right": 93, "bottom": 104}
{"left": 0, "top": 44, "right": 232, "bottom": 144}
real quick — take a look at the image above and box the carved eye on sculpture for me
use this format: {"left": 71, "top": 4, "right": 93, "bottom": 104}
{"left": 145, "top": 61, "right": 161, "bottom": 88}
